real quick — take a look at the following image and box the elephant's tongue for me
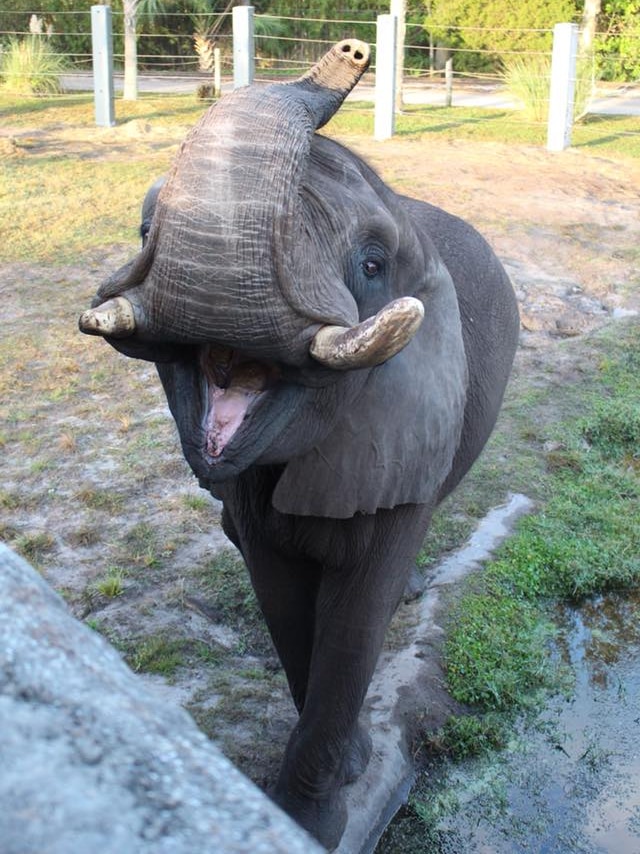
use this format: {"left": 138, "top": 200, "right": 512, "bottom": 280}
{"left": 203, "top": 359, "right": 269, "bottom": 459}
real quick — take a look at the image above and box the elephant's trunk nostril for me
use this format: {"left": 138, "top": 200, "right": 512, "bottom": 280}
{"left": 290, "top": 39, "right": 371, "bottom": 130}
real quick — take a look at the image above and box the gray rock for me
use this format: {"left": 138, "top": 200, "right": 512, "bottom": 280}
{"left": 0, "top": 543, "right": 323, "bottom": 854}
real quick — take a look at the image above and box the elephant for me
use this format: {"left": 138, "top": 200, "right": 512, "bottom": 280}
{"left": 79, "top": 40, "right": 519, "bottom": 850}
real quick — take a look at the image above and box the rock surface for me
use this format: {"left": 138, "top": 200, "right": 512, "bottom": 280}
{"left": 0, "top": 543, "right": 322, "bottom": 854}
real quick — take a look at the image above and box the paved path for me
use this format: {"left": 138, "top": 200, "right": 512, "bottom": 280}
{"left": 62, "top": 71, "right": 640, "bottom": 116}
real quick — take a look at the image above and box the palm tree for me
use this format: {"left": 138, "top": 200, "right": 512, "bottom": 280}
{"left": 122, "top": 0, "right": 140, "bottom": 100}
{"left": 121, "top": 0, "right": 219, "bottom": 101}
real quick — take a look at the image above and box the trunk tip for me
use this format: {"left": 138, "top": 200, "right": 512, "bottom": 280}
{"left": 335, "top": 39, "right": 370, "bottom": 68}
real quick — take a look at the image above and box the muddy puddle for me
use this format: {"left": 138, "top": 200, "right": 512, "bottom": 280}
{"left": 394, "top": 590, "right": 640, "bottom": 853}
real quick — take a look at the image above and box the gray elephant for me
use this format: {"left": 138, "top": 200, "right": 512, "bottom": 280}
{"left": 80, "top": 40, "right": 519, "bottom": 850}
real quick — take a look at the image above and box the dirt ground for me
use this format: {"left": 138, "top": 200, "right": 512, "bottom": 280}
{"left": 1, "top": 119, "right": 640, "bottom": 815}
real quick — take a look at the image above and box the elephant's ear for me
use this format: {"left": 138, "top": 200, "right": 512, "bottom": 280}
{"left": 272, "top": 289, "right": 468, "bottom": 519}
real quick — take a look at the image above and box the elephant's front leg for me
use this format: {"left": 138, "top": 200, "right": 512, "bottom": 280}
{"left": 272, "top": 505, "right": 432, "bottom": 850}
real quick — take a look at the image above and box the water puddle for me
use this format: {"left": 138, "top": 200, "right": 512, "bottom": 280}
{"left": 412, "top": 590, "right": 640, "bottom": 853}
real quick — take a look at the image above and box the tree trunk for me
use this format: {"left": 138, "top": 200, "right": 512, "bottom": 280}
{"left": 580, "top": 0, "right": 601, "bottom": 53}
{"left": 123, "top": 0, "right": 138, "bottom": 101}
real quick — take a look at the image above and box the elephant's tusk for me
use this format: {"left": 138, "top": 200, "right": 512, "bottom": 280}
{"left": 78, "top": 297, "right": 136, "bottom": 338}
{"left": 309, "top": 297, "right": 425, "bottom": 370}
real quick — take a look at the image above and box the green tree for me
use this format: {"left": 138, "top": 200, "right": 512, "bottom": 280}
{"left": 425, "top": 0, "right": 582, "bottom": 72}
{"left": 595, "top": 0, "right": 640, "bottom": 79}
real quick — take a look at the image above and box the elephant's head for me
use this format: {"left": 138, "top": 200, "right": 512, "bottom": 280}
{"left": 80, "top": 40, "right": 467, "bottom": 518}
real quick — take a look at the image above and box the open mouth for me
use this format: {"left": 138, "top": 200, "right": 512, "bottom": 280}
{"left": 199, "top": 344, "right": 280, "bottom": 461}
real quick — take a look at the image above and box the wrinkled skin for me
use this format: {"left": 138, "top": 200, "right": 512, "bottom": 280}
{"left": 80, "top": 41, "right": 519, "bottom": 850}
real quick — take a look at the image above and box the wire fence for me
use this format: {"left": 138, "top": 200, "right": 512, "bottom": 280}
{"left": 0, "top": 7, "right": 638, "bottom": 138}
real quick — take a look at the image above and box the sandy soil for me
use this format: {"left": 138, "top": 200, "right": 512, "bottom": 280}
{"left": 1, "top": 120, "right": 639, "bottom": 826}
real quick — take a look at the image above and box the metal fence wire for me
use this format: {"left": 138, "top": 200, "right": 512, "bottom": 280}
{"left": 0, "top": 6, "right": 638, "bottom": 139}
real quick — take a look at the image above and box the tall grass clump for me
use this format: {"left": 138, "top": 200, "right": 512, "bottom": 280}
{"left": 502, "top": 54, "right": 595, "bottom": 123}
{"left": 0, "top": 37, "right": 66, "bottom": 96}
{"left": 502, "top": 55, "right": 552, "bottom": 123}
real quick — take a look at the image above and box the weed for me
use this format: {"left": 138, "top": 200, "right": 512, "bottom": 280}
{"left": 58, "top": 432, "right": 77, "bottom": 452}
{"left": 120, "top": 521, "right": 165, "bottom": 568}
{"left": 126, "top": 634, "right": 186, "bottom": 676}
{"left": 183, "top": 493, "right": 211, "bottom": 512}
{"left": 66, "top": 526, "right": 101, "bottom": 548}
{"left": 96, "top": 569, "right": 124, "bottom": 598}
{"left": 421, "top": 714, "right": 508, "bottom": 761}
{"left": 0, "top": 489, "right": 20, "bottom": 510}
{"left": 13, "top": 531, "right": 55, "bottom": 562}
{"left": 186, "top": 551, "right": 273, "bottom": 657}
{"left": 194, "top": 641, "right": 223, "bottom": 666}
{"left": 76, "top": 487, "right": 126, "bottom": 514}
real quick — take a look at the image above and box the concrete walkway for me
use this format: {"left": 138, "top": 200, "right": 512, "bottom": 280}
{"left": 61, "top": 71, "right": 640, "bottom": 116}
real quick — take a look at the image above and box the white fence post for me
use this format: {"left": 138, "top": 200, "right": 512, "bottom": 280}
{"left": 374, "top": 14, "right": 397, "bottom": 141}
{"left": 445, "top": 57, "right": 453, "bottom": 106}
{"left": 547, "top": 22, "right": 579, "bottom": 152}
{"left": 390, "top": 0, "right": 405, "bottom": 112}
{"left": 213, "top": 47, "right": 222, "bottom": 98}
{"left": 233, "top": 5, "right": 254, "bottom": 89}
{"left": 91, "top": 5, "right": 114, "bottom": 127}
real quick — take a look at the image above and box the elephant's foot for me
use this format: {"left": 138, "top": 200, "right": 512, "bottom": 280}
{"left": 271, "top": 784, "right": 347, "bottom": 852}
{"left": 339, "top": 723, "right": 373, "bottom": 785}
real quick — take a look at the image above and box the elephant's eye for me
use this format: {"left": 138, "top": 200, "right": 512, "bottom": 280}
{"left": 362, "top": 258, "right": 381, "bottom": 278}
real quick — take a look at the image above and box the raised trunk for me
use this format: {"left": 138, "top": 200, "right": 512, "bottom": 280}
{"left": 84, "top": 41, "right": 394, "bottom": 365}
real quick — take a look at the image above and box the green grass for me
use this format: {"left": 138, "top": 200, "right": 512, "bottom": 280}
{"left": 1, "top": 157, "right": 165, "bottom": 263}
{"left": 0, "top": 92, "right": 206, "bottom": 128}
{"left": 122, "top": 633, "right": 223, "bottom": 677}
{"left": 126, "top": 633, "right": 187, "bottom": 676}
{"left": 328, "top": 103, "right": 640, "bottom": 158}
{"left": 444, "top": 320, "right": 640, "bottom": 713}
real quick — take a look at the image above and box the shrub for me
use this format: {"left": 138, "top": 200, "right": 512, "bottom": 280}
{"left": 502, "top": 55, "right": 551, "bottom": 123}
{"left": 426, "top": 0, "right": 578, "bottom": 73}
{"left": 0, "top": 36, "right": 67, "bottom": 96}
{"left": 502, "top": 53, "right": 595, "bottom": 123}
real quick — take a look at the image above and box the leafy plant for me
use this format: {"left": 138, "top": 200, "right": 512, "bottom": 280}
{"left": 595, "top": 0, "right": 640, "bottom": 81}
{"left": 0, "top": 36, "right": 67, "bottom": 96}
{"left": 426, "top": 0, "right": 578, "bottom": 73}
